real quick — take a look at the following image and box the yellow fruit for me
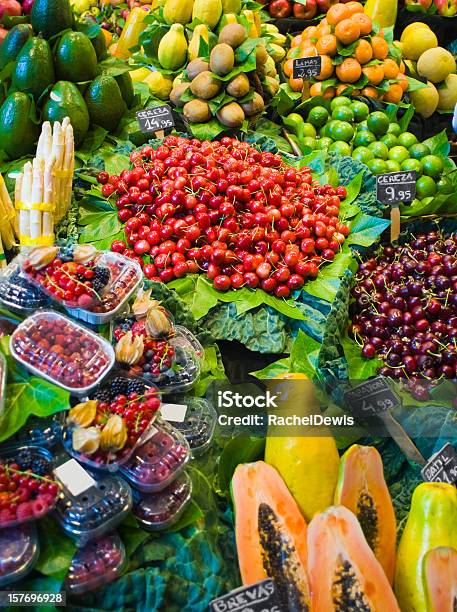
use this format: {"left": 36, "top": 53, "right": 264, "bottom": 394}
{"left": 221, "top": 0, "right": 241, "bottom": 11}
{"left": 129, "top": 67, "right": 151, "bottom": 82}
{"left": 188, "top": 24, "right": 209, "bottom": 62}
{"left": 241, "top": 9, "right": 259, "bottom": 37}
{"left": 400, "top": 21, "right": 430, "bottom": 43}
{"left": 163, "top": 0, "right": 193, "bottom": 25}
{"left": 417, "top": 46, "right": 457, "bottom": 83}
{"left": 268, "top": 43, "right": 286, "bottom": 62}
{"left": 437, "top": 73, "right": 457, "bottom": 111}
{"left": 144, "top": 71, "right": 173, "bottom": 100}
{"left": 410, "top": 81, "right": 439, "bottom": 118}
{"left": 192, "top": 0, "right": 222, "bottom": 29}
{"left": 158, "top": 23, "right": 188, "bottom": 71}
{"left": 401, "top": 29, "right": 437, "bottom": 61}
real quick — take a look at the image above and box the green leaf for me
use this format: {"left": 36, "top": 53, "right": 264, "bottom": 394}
{"left": 103, "top": 151, "right": 131, "bottom": 175}
{"left": 187, "top": 118, "right": 226, "bottom": 141}
{"left": 118, "top": 524, "right": 151, "bottom": 557}
{"left": 217, "top": 436, "right": 265, "bottom": 496}
{"left": 36, "top": 518, "right": 77, "bottom": 580}
{"left": 406, "top": 76, "right": 428, "bottom": 92}
{"left": 303, "top": 248, "right": 357, "bottom": 303}
{"left": 272, "top": 83, "right": 301, "bottom": 116}
{"left": 398, "top": 104, "right": 414, "bottom": 132}
{"left": 289, "top": 329, "right": 320, "bottom": 378}
{"left": 347, "top": 213, "right": 390, "bottom": 247}
{"left": 76, "top": 126, "right": 109, "bottom": 161}
{"left": 341, "top": 334, "right": 383, "bottom": 379}
{"left": 422, "top": 129, "right": 450, "bottom": 157}
{"left": 79, "top": 210, "right": 121, "bottom": 243}
{"left": 251, "top": 357, "right": 291, "bottom": 379}
{"left": 168, "top": 500, "right": 204, "bottom": 532}
{"left": 342, "top": 171, "right": 363, "bottom": 207}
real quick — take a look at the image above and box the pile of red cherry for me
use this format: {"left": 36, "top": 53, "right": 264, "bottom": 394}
{"left": 100, "top": 136, "right": 349, "bottom": 297}
{"left": 350, "top": 230, "right": 457, "bottom": 387}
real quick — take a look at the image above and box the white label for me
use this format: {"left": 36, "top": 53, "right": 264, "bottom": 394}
{"left": 160, "top": 403, "right": 188, "bottom": 423}
{"left": 53, "top": 459, "right": 96, "bottom": 497}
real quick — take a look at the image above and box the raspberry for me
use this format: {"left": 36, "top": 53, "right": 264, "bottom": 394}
{"left": 32, "top": 497, "right": 49, "bottom": 517}
{"left": 77, "top": 293, "right": 94, "bottom": 308}
{"left": 16, "top": 502, "right": 34, "bottom": 519}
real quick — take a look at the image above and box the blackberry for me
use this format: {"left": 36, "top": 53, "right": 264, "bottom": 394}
{"left": 16, "top": 449, "right": 34, "bottom": 470}
{"left": 109, "top": 376, "right": 129, "bottom": 397}
{"left": 31, "top": 458, "right": 50, "bottom": 476}
{"left": 92, "top": 266, "right": 110, "bottom": 293}
{"left": 93, "top": 388, "right": 112, "bottom": 403}
{"left": 126, "top": 379, "right": 146, "bottom": 395}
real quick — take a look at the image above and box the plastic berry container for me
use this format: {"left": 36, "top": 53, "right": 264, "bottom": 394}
{"left": 65, "top": 533, "right": 126, "bottom": 595}
{"left": 132, "top": 471, "right": 192, "bottom": 531}
{"left": 0, "top": 416, "right": 61, "bottom": 451}
{"left": 0, "top": 259, "right": 49, "bottom": 314}
{"left": 0, "top": 352, "right": 6, "bottom": 417}
{"left": 10, "top": 311, "right": 115, "bottom": 394}
{"left": 54, "top": 471, "right": 132, "bottom": 546}
{"left": 0, "top": 524, "right": 39, "bottom": 587}
{"left": 0, "top": 446, "right": 58, "bottom": 529}
{"left": 119, "top": 419, "right": 190, "bottom": 493}
{"left": 166, "top": 396, "right": 217, "bottom": 456}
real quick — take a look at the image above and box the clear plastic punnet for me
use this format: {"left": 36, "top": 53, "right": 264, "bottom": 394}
{"left": 0, "top": 352, "right": 6, "bottom": 418}
{"left": 0, "top": 415, "right": 61, "bottom": 451}
{"left": 119, "top": 419, "right": 190, "bottom": 493}
{"left": 0, "top": 524, "right": 39, "bottom": 587}
{"left": 64, "top": 532, "right": 126, "bottom": 595}
{"left": 0, "top": 259, "right": 50, "bottom": 314}
{"left": 54, "top": 471, "right": 132, "bottom": 546}
{"left": 165, "top": 396, "right": 217, "bottom": 456}
{"left": 132, "top": 470, "right": 192, "bottom": 531}
{"left": 0, "top": 446, "right": 58, "bottom": 529}
{"left": 10, "top": 311, "right": 115, "bottom": 394}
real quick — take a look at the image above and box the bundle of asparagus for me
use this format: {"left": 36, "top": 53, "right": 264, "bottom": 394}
{"left": 0, "top": 172, "right": 18, "bottom": 268}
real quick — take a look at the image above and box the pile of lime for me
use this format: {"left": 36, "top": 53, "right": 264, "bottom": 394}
{"left": 285, "top": 97, "right": 452, "bottom": 200}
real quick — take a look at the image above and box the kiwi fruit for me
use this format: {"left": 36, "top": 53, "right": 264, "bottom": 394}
{"left": 190, "top": 71, "right": 222, "bottom": 100}
{"left": 210, "top": 43, "right": 235, "bottom": 77}
{"left": 241, "top": 92, "right": 265, "bottom": 117}
{"left": 170, "top": 82, "right": 190, "bottom": 108}
{"left": 216, "top": 102, "right": 245, "bottom": 128}
{"left": 183, "top": 99, "right": 212, "bottom": 123}
{"left": 218, "top": 23, "right": 247, "bottom": 49}
{"left": 226, "top": 73, "right": 250, "bottom": 98}
{"left": 186, "top": 58, "right": 210, "bottom": 81}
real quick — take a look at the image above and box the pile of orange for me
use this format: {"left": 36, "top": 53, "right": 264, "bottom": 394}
{"left": 283, "top": 1, "right": 408, "bottom": 102}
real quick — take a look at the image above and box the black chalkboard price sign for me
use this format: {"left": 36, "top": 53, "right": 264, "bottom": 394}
{"left": 210, "top": 579, "right": 282, "bottom": 612}
{"left": 344, "top": 377, "right": 400, "bottom": 416}
{"left": 422, "top": 443, "right": 457, "bottom": 485}
{"left": 376, "top": 171, "right": 416, "bottom": 205}
{"left": 293, "top": 56, "right": 322, "bottom": 79}
{"left": 136, "top": 105, "right": 174, "bottom": 133}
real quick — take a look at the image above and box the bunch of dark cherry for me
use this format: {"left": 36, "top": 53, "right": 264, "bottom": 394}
{"left": 99, "top": 136, "right": 349, "bottom": 298}
{"left": 350, "top": 231, "right": 457, "bottom": 398}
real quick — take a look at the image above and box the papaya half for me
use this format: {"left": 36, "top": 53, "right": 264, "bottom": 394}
{"left": 334, "top": 444, "right": 396, "bottom": 583}
{"left": 395, "top": 482, "right": 457, "bottom": 612}
{"left": 307, "top": 505, "right": 401, "bottom": 611}
{"left": 423, "top": 547, "right": 457, "bottom": 612}
{"left": 231, "top": 461, "right": 310, "bottom": 611}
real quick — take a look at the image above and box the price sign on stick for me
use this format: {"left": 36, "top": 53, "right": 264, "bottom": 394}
{"left": 376, "top": 171, "right": 417, "bottom": 205}
{"left": 136, "top": 105, "right": 175, "bottom": 134}
{"left": 293, "top": 56, "right": 322, "bottom": 79}
{"left": 210, "top": 579, "right": 282, "bottom": 612}
{"left": 422, "top": 443, "right": 457, "bottom": 485}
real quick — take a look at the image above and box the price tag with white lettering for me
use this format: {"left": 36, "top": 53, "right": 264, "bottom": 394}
{"left": 293, "top": 56, "right": 322, "bottom": 79}
{"left": 422, "top": 443, "right": 457, "bottom": 485}
{"left": 376, "top": 171, "right": 416, "bottom": 204}
{"left": 210, "top": 579, "right": 282, "bottom": 612}
{"left": 344, "top": 377, "right": 400, "bottom": 416}
{"left": 136, "top": 105, "right": 174, "bottom": 133}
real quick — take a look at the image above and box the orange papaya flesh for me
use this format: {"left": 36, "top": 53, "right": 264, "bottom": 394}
{"left": 423, "top": 547, "right": 457, "bottom": 612}
{"left": 334, "top": 444, "right": 397, "bottom": 583}
{"left": 307, "top": 505, "right": 401, "bottom": 612}
{"left": 231, "top": 461, "right": 310, "bottom": 611}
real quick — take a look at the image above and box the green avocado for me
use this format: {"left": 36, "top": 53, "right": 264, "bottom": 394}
{"left": 43, "top": 81, "right": 90, "bottom": 146}
{"left": 115, "top": 71, "right": 135, "bottom": 108}
{"left": 0, "top": 92, "right": 40, "bottom": 159}
{"left": 11, "top": 36, "right": 55, "bottom": 100}
{"left": 0, "top": 24, "right": 32, "bottom": 71}
{"left": 55, "top": 31, "right": 98, "bottom": 83}
{"left": 84, "top": 74, "right": 126, "bottom": 132}
{"left": 31, "top": 0, "right": 73, "bottom": 39}
{"left": 90, "top": 29, "right": 107, "bottom": 61}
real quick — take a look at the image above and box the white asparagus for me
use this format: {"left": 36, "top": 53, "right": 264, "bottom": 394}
{"left": 37, "top": 121, "right": 52, "bottom": 161}
{"left": 0, "top": 175, "right": 19, "bottom": 240}
{"left": 51, "top": 121, "right": 64, "bottom": 221}
{"left": 43, "top": 157, "right": 56, "bottom": 240}
{"left": 19, "top": 162, "right": 33, "bottom": 244}
{"left": 63, "top": 123, "right": 74, "bottom": 217}
{"left": 14, "top": 172, "right": 23, "bottom": 244}
{"left": 30, "top": 158, "right": 44, "bottom": 240}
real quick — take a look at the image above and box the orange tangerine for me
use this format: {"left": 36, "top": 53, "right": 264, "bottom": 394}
{"left": 316, "top": 34, "right": 337, "bottom": 56}
{"left": 397, "top": 73, "right": 408, "bottom": 92}
{"left": 336, "top": 83, "right": 351, "bottom": 95}
{"left": 316, "top": 18, "right": 331, "bottom": 37}
{"left": 361, "top": 86, "right": 378, "bottom": 99}
{"left": 383, "top": 83, "right": 403, "bottom": 103}
{"left": 351, "top": 13, "right": 372, "bottom": 36}
{"left": 302, "top": 26, "right": 318, "bottom": 40}
{"left": 335, "top": 57, "right": 362, "bottom": 83}
{"left": 399, "top": 60, "right": 406, "bottom": 74}
{"left": 291, "top": 34, "right": 302, "bottom": 48}
{"left": 327, "top": 3, "right": 351, "bottom": 25}
{"left": 354, "top": 39, "right": 373, "bottom": 64}
{"left": 383, "top": 58, "right": 399, "bottom": 79}
{"left": 289, "top": 76, "right": 304, "bottom": 92}
{"left": 310, "top": 82, "right": 335, "bottom": 98}
{"left": 283, "top": 58, "right": 294, "bottom": 78}
{"left": 299, "top": 41, "right": 318, "bottom": 56}
{"left": 316, "top": 55, "right": 334, "bottom": 80}
{"left": 345, "top": 1, "right": 364, "bottom": 15}
{"left": 371, "top": 36, "right": 389, "bottom": 60}
{"left": 335, "top": 18, "right": 361, "bottom": 45}
{"left": 362, "top": 63, "right": 384, "bottom": 85}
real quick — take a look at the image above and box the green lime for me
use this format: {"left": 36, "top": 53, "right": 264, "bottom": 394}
{"left": 368, "top": 141, "right": 389, "bottom": 160}
{"left": 422, "top": 154, "right": 444, "bottom": 179}
{"left": 388, "top": 145, "right": 410, "bottom": 164}
{"left": 323, "top": 119, "right": 339, "bottom": 138}
{"left": 332, "top": 106, "right": 355, "bottom": 123}
{"left": 308, "top": 106, "right": 330, "bottom": 128}
{"left": 352, "top": 146, "right": 374, "bottom": 163}
{"left": 284, "top": 113, "right": 303, "bottom": 135}
{"left": 367, "top": 111, "right": 390, "bottom": 136}
{"left": 329, "top": 120, "right": 354, "bottom": 143}
{"left": 398, "top": 132, "right": 418, "bottom": 148}
{"left": 301, "top": 136, "right": 316, "bottom": 150}
{"left": 350, "top": 101, "right": 370, "bottom": 122}
{"left": 385, "top": 160, "right": 401, "bottom": 172}
{"left": 353, "top": 130, "right": 377, "bottom": 147}
{"left": 330, "top": 96, "right": 351, "bottom": 110}
{"left": 357, "top": 120, "right": 369, "bottom": 131}
{"left": 301, "top": 122, "right": 317, "bottom": 138}
{"left": 409, "top": 143, "right": 431, "bottom": 160}
{"left": 416, "top": 175, "right": 437, "bottom": 198}
{"left": 329, "top": 140, "right": 352, "bottom": 156}
{"left": 400, "top": 158, "right": 423, "bottom": 176}
{"left": 316, "top": 136, "right": 333, "bottom": 150}
{"left": 380, "top": 134, "right": 399, "bottom": 149}
{"left": 437, "top": 176, "right": 453, "bottom": 194}
{"left": 366, "top": 158, "right": 388, "bottom": 175}
{"left": 318, "top": 125, "right": 326, "bottom": 137}
{"left": 387, "top": 123, "right": 402, "bottom": 136}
